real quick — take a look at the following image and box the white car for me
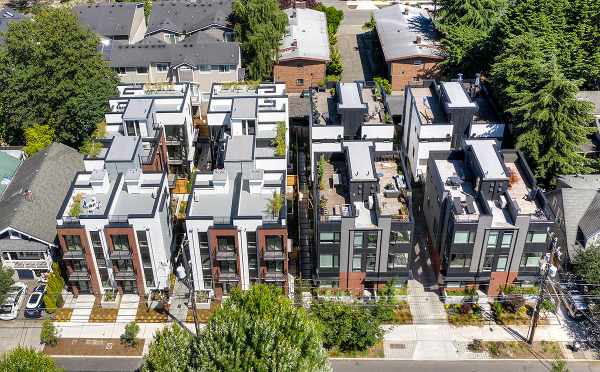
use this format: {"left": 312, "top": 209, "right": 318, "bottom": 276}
{"left": 0, "top": 282, "right": 27, "bottom": 321}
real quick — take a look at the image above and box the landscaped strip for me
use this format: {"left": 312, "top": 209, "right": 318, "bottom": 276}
{"left": 44, "top": 338, "right": 144, "bottom": 357}
{"left": 135, "top": 303, "right": 169, "bottom": 323}
{"left": 52, "top": 308, "right": 73, "bottom": 322}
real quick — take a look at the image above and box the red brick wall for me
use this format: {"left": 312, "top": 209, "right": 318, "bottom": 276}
{"left": 104, "top": 227, "right": 145, "bottom": 295}
{"left": 339, "top": 272, "right": 365, "bottom": 296}
{"left": 390, "top": 57, "right": 442, "bottom": 91}
{"left": 274, "top": 59, "right": 327, "bottom": 93}
{"left": 488, "top": 271, "right": 519, "bottom": 296}
{"left": 257, "top": 227, "right": 288, "bottom": 293}
{"left": 57, "top": 227, "right": 101, "bottom": 296}
{"left": 208, "top": 228, "right": 240, "bottom": 299}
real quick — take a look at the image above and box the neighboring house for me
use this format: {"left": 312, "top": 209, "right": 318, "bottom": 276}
{"left": 0, "top": 143, "right": 83, "bottom": 281}
{"left": 423, "top": 139, "right": 554, "bottom": 295}
{"left": 104, "top": 83, "right": 195, "bottom": 183}
{"left": 307, "top": 81, "right": 414, "bottom": 292}
{"left": 546, "top": 174, "right": 600, "bottom": 264}
{"left": 56, "top": 136, "right": 172, "bottom": 296}
{"left": 0, "top": 148, "right": 24, "bottom": 199}
{"left": 402, "top": 79, "right": 505, "bottom": 181}
{"left": 185, "top": 82, "right": 290, "bottom": 299}
{"left": 274, "top": 8, "right": 330, "bottom": 93}
{"left": 576, "top": 91, "right": 600, "bottom": 158}
{"left": 373, "top": 5, "right": 443, "bottom": 92}
{"left": 74, "top": 3, "right": 147, "bottom": 44}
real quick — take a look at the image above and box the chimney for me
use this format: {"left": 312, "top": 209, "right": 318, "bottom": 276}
{"left": 415, "top": 35, "right": 422, "bottom": 44}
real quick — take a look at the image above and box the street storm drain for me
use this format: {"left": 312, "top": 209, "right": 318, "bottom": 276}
{"left": 389, "top": 343, "right": 406, "bottom": 350}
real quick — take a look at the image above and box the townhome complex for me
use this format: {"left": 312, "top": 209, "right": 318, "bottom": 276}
{"left": 56, "top": 135, "right": 172, "bottom": 296}
{"left": 423, "top": 139, "right": 554, "bottom": 294}
{"left": 74, "top": 3, "right": 147, "bottom": 44}
{"left": 274, "top": 8, "right": 330, "bottom": 93}
{"left": 402, "top": 79, "right": 505, "bottom": 181}
{"left": 185, "top": 82, "right": 290, "bottom": 299}
{"left": 308, "top": 81, "right": 414, "bottom": 292}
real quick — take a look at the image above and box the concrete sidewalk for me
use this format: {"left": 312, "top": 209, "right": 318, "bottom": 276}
{"left": 0, "top": 321, "right": 43, "bottom": 354}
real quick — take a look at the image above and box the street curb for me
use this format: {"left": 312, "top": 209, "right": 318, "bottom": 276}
{"left": 329, "top": 357, "right": 600, "bottom": 362}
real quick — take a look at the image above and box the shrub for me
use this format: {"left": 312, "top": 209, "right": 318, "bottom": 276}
{"left": 505, "top": 295, "right": 526, "bottom": 313}
{"left": 121, "top": 322, "right": 140, "bottom": 347}
{"left": 40, "top": 320, "right": 58, "bottom": 347}
{"left": 272, "top": 121, "right": 286, "bottom": 157}
{"left": 541, "top": 298, "right": 556, "bottom": 313}
{"left": 0, "top": 347, "right": 62, "bottom": 371}
{"left": 468, "top": 338, "right": 483, "bottom": 352}
{"left": 43, "top": 263, "right": 64, "bottom": 314}
{"left": 370, "top": 301, "right": 394, "bottom": 323}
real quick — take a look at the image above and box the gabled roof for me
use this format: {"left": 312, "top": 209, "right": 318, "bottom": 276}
{"left": 0, "top": 143, "right": 84, "bottom": 244}
{"left": 279, "top": 8, "right": 330, "bottom": 62}
{"left": 0, "top": 151, "right": 22, "bottom": 198}
{"left": 74, "top": 3, "right": 142, "bottom": 38}
{"left": 147, "top": 0, "right": 232, "bottom": 36}
{"left": 373, "top": 4, "right": 443, "bottom": 62}
{"left": 579, "top": 193, "right": 600, "bottom": 241}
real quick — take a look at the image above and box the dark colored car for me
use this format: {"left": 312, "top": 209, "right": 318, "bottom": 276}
{"left": 24, "top": 284, "right": 45, "bottom": 319}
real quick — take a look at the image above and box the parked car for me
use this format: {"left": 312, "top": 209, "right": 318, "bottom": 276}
{"left": 24, "top": 284, "right": 46, "bottom": 319}
{"left": 0, "top": 282, "right": 27, "bottom": 321}
{"left": 565, "top": 290, "right": 589, "bottom": 320}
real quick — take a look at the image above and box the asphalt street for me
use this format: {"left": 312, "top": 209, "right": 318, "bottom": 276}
{"left": 331, "top": 360, "right": 600, "bottom": 372}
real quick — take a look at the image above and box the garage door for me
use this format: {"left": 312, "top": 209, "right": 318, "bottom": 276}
{"left": 16, "top": 269, "right": 34, "bottom": 280}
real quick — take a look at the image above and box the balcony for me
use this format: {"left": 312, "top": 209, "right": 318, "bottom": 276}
{"left": 62, "top": 250, "right": 85, "bottom": 260}
{"left": 217, "top": 272, "right": 239, "bottom": 282}
{"left": 263, "top": 250, "right": 285, "bottom": 260}
{"left": 263, "top": 272, "right": 285, "bottom": 282}
{"left": 69, "top": 270, "right": 90, "bottom": 280}
{"left": 215, "top": 250, "right": 236, "bottom": 261}
{"left": 114, "top": 270, "right": 136, "bottom": 280}
{"left": 109, "top": 250, "right": 132, "bottom": 260}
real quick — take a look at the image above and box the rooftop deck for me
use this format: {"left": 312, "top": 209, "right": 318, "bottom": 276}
{"left": 312, "top": 91, "right": 339, "bottom": 126}
{"left": 361, "top": 88, "right": 387, "bottom": 125}
{"left": 435, "top": 159, "right": 482, "bottom": 222}
{"left": 319, "top": 159, "right": 351, "bottom": 221}
{"left": 411, "top": 86, "right": 446, "bottom": 124}
{"left": 374, "top": 160, "right": 410, "bottom": 220}
{"left": 504, "top": 160, "right": 548, "bottom": 220}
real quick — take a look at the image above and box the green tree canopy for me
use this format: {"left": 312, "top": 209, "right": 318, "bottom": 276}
{"left": 142, "top": 324, "right": 193, "bottom": 372}
{"left": 573, "top": 241, "right": 600, "bottom": 289}
{"left": 191, "top": 285, "right": 330, "bottom": 371}
{"left": 24, "top": 124, "right": 54, "bottom": 156}
{"left": 0, "top": 7, "right": 118, "bottom": 147}
{"left": 0, "top": 263, "right": 15, "bottom": 304}
{"left": 0, "top": 347, "right": 63, "bottom": 372}
{"left": 233, "top": 0, "right": 288, "bottom": 81}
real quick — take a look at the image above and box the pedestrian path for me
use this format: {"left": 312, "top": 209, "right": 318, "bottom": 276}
{"left": 116, "top": 294, "right": 139, "bottom": 323}
{"left": 407, "top": 280, "right": 448, "bottom": 324}
{"left": 69, "top": 295, "right": 95, "bottom": 323}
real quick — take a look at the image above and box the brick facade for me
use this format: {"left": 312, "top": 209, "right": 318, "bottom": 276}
{"left": 389, "top": 57, "right": 442, "bottom": 92}
{"left": 339, "top": 272, "right": 366, "bottom": 295}
{"left": 257, "top": 227, "right": 288, "bottom": 293}
{"left": 488, "top": 271, "right": 519, "bottom": 296}
{"left": 208, "top": 227, "right": 240, "bottom": 299}
{"left": 274, "top": 59, "right": 327, "bottom": 93}
{"left": 57, "top": 227, "right": 101, "bottom": 296}
{"left": 104, "top": 226, "right": 145, "bottom": 295}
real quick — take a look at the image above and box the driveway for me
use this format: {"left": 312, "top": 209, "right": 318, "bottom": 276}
{"left": 337, "top": 9, "right": 378, "bottom": 82}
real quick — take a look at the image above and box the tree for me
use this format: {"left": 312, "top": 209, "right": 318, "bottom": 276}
{"left": 191, "top": 285, "right": 330, "bottom": 371}
{"left": 121, "top": 322, "right": 140, "bottom": 347}
{"left": 326, "top": 47, "right": 343, "bottom": 78}
{"left": 142, "top": 324, "right": 193, "bottom": 372}
{"left": 233, "top": 0, "right": 288, "bottom": 81}
{"left": 311, "top": 301, "right": 383, "bottom": 352}
{"left": 40, "top": 320, "right": 58, "bottom": 347}
{"left": 509, "top": 69, "right": 594, "bottom": 185}
{"left": 362, "top": 14, "right": 376, "bottom": 32}
{"left": 573, "top": 242, "right": 600, "bottom": 289}
{"left": 0, "top": 7, "right": 118, "bottom": 147}
{"left": 24, "top": 124, "right": 54, "bottom": 156}
{"left": 0, "top": 347, "right": 63, "bottom": 372}
{"left": 43, "top": 262, "right": 64, "bottom": 314}
{"left": 266, "top": 191, "right": 284, "bottom": 218}
{"left": 0, "top": 263, "right": 15, "bottom": 305}
{"left": 80, "top": 121, "right": 107, "bottom": 158}
{"left": 272, "top": 121, "right": 286, "bottom": 157}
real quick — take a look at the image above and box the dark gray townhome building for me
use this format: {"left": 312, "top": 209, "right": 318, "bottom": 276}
{"left": 74, "top": 3, "right": 147, "bottom": 44}
{"left": 0, "top": 143, "right": 83, "bottom": 281}
{"left": 546, "top": 174, "right": 600, "bottom": 264}
{"left": 423, "top": 139, "right": 554, "bottom": 295}
{"left": 307, "top": 81, "right": 414, "bottom": 293}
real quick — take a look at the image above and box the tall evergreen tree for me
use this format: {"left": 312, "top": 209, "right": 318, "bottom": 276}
{"left": 233, "top": 0, "right": 288, "bottom": 81}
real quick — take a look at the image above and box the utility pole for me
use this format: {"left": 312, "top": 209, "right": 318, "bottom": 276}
{"left": 528, "top": 234, "right": 558, "bottom": 344}
{"left": 181, "top": 236, "right": 201, "bottom": 336}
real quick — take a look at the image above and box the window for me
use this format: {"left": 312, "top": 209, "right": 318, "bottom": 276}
{"left": 111, "top": 235, "right": 130, "bottom": 251}
{"left": 265, "top": 236, "right": 282, "bottom": 252}
{"left": 144, "top": 267, "right": 155, "bottom": 287}
{"left": 90, "top": 231, "right": 105, "bottom": 266}
{"left": 99, "top": 268, "right": 110, "bottom": 287}
{"left": 496, "top": 255, "right": 508, "bottom": 272}
{"left": 390, "top": 230, "right": 411, "bottom": 244}
{"left": 165, "top": 33, "right": 177, "bottom": 44}
{"left": 71, "top": 260, "right": 87, "bottom": 272}
{"left": 136, "top": 66, "right": 148, "bottom": 74}
{"left": 296, "top": 79, "right": 304, "bottom": 86}
{"left": 486, "top": 231, "right": 499, "bottom": 249}
{"left": 353, "top": 232, "right": 363, "bottom": 250}
{"left": 387, "top": 253, "right": 408, "bottom": 269}
{"left": 201, "top": 256, "right": 211, "bottom": 270}
{"left": 115, "top": 259, "right": 133, "bottom": 271}
{"left": 526, "top": 231, "right": 547, "bottom": 243}
{"left": 367, "top": 232, "right": 378, "bottom": 248}
{"left": 520, "top": 252, "right": 542, "bottom": 268}
{"left": 136, "top": 231, "right": 152, "bottom": 267}
{"left": 482, "top": 254, "right": 494, "bottom": 271}
{"left": 453, "top": 231, "right": 475, "bottom": 244}
{"left": 352, "top": 254, "right": 362, "bottom": 272}
{"left": 64, "top": 235, "right": 83, "bottom": 252}
{"left": 219, "top": 65, "right": 230, "bottom": 72}
{"left": 1, "top": 252, "right": 8, "bottom": 260}
{"left": 266, "top": 261, "right": 283, "bottom": 272}
{"left": 501, "top": 233, "right": 513, "bottom": 249}
{"left": 320, "top": 232, "right": 340, "bottom": 244}
{"left": 449, "top": 254, "right": 471, "bottom": 268}
{"left": 320, "top": 254, "right": 339, "bottom": 269}
{"left": 365, "top": 254, "right": 376, "bottom": 272}
{"left": 219, "top": 261, "right": 236, "bottom": 273}
{"left": 210, "top": 65, "right": 220, "bottom": 71}
{"left": 217, "top": 236, "right": 235, "bottom": 252}
{"left": 156, "top": 63, "right": 169, "bottom": 72}
{"left": 413, "top": 59, "right": 423, "bottom": 65}
{"left": 125, "top": 120, "right": 138, "bottom": 136}
{"left": 115, "top": 67, "right": 126, "bottom": 75}
{"left": 199, "top": 64, "right": 210, "bottom": 72}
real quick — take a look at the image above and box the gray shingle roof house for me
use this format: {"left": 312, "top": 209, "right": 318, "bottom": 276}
{"left": 146, "top": 0, "right": 233, "bottom": 37}
{"left": 74, "top": 3, "right": 147, "bottom": 44}
{"left": 547, "top": 174, "right": 600, "bottom": 262}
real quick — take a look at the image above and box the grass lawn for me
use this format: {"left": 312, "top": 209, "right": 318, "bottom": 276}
{"left": 477, "top": 341, "right": 563, "bottom": 359}
{"left": 392, "top": 301, "right": 412, "bottom": 324}
{"left": 44, "top": 338, "right": 144, "bottom": 356}
{"left": 52, "top": 308, "right": 73, "bottom": 322}
{"left": 135, "top": 303, "right": 169, "bottom": 323}
{"left": 328, "top": 341, "right": 384, "bottom": 358}
{"left": 445, "top": 304, "right": 484, "bottom": 326}
{"left": 89, "top": 305, "right": 118, "bottom": 323}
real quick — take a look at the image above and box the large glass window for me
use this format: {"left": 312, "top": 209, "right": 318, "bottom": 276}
{"left": 496, "top": 255, "right": 508, "bottom": 272}
{"left": 453, "top": 231, "right": 475, "bottom": 244}
{"left": 266, "top": 261, "right": 283, "bottom": 272}
{"left": 449, "top": 254, "right": 472, "bottom": 268}
{"left": 64, "top": 235, "right": 83, "bottom": 252}
{"left": 136, "top": 231, "right": 152, "bottom": 267}
{"left": 365, "top": 254, "right": 376, "bottom": 272}
{"left": 486, "top": 232, "right": 499, "bottom": 249}
{"left": 320, "top": 232, "right": 340, "bottom": 244}
{"left": 90, "top": 231, "right": 104, "bottom": 261}
{"left": 319, "top": 254, "right": 339, "bottom": 269}
{"left": 526, "top": 232, "right": 547, "bottom": 243}
{"left": 111, "top": 235, "right": 130, "bottom": 251}
{"left": 352, "top": 254, "right": 362, "bottom": 272}
{"left": 353, "top": 232, "right": 363, "bottom": 250}
{"left": 144, "top": 267, "right": 155, "bottom": 287}
{"left": 520, "top": 253, "right": 542, "bottom": 268}
{"left": 501, "top": 233, "right": 513, "bottom": 249}
{"left": 217, "top": 236, "right": 235, "bottom": 252}
{"left": 219, "top": 261, "right": 236, "bottom": 273}
{"left": 390, "top": 230, "right": 411, "bottom": 244}
{"left": 387, "top": 253, "right": 408, "bottom": 269}
{"left": 482, "top": 254, "right": 494, "bottom": 271}
{"left": 265, "top": 236, "right": 282, "bottom": 252}
{"left": 115, "top": 259, "right": 133, "bottom": 272}
{"left": 367, "top": 232, "right": 378, "bottom": 248}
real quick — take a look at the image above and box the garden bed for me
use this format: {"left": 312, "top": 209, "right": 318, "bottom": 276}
{"left": 470, "top": 340, "right": 563, "bottom": 359}
{"left": 52, "top": 308, "right": 73, "bottom": 322}
{"left": 186, "top": 304, "right": 219, "bottom": 323}
{"left": 328, "top": 341, "right": 384, "bottom": 358}
{"left": 446, "top": 303, "right": 485, "bottom": 326}
{"left": 89, "top": 305, "right": 118, "bottom": 323}
{"left": 391, "top": 301, "right": 412, "bottom": 324}
{"left": 135, "top": 302, "right": 169, "bottom": 323}
{"left": 44, "top": 338, "right": 144, "bottom": 356}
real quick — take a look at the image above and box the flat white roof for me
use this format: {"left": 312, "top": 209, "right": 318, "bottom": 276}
{"left": 442, "top": 82, "right": 476, "bottom": 108}
{"left": 280, "top": 8, "right": 330, "bottom": 62}
{"left": 465, "top": 139, "right": 506, "bottom": 179}
{"left": 345, "top": 141, "right": 375, "bottom": 181}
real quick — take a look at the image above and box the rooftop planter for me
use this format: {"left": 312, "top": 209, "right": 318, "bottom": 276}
{"left": 69, "top": 193, "right": 83, "bottom": 217}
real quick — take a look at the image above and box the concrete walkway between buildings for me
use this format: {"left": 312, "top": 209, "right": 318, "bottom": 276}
{"left": 115, "top": 294, "right": 139, "bottom": 324}
{"left": 67, "top": 294, "right": 95, "bottom": 323}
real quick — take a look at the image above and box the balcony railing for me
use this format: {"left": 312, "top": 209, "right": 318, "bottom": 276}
{"left": 109, "top": 250, "right": 132, "bottom": 260}
{"left": 62, "top": 250, "right": 85, "bottom": 259}
{"left": 218, "top": 272, "right": 239, "bottom": 282}
{"left": 108, "top": 215, "right": 129, "bottom": 224}
{"left": 213, "top": 216, "right": 231, "bottom": 225}
{"left": 263, "top": 250, "right": 285, "bottom": 260}
{"left": 215, "top": 250, "right": 236, "bottom": 261}
{"left": 114, "top": 270, "right": 136, "bottom": 280}
{"left": 69, "top": 270, "right": 90, "bottom": 280}
{"left": 263, "top": 272, "right": 285, "bottom": 282}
